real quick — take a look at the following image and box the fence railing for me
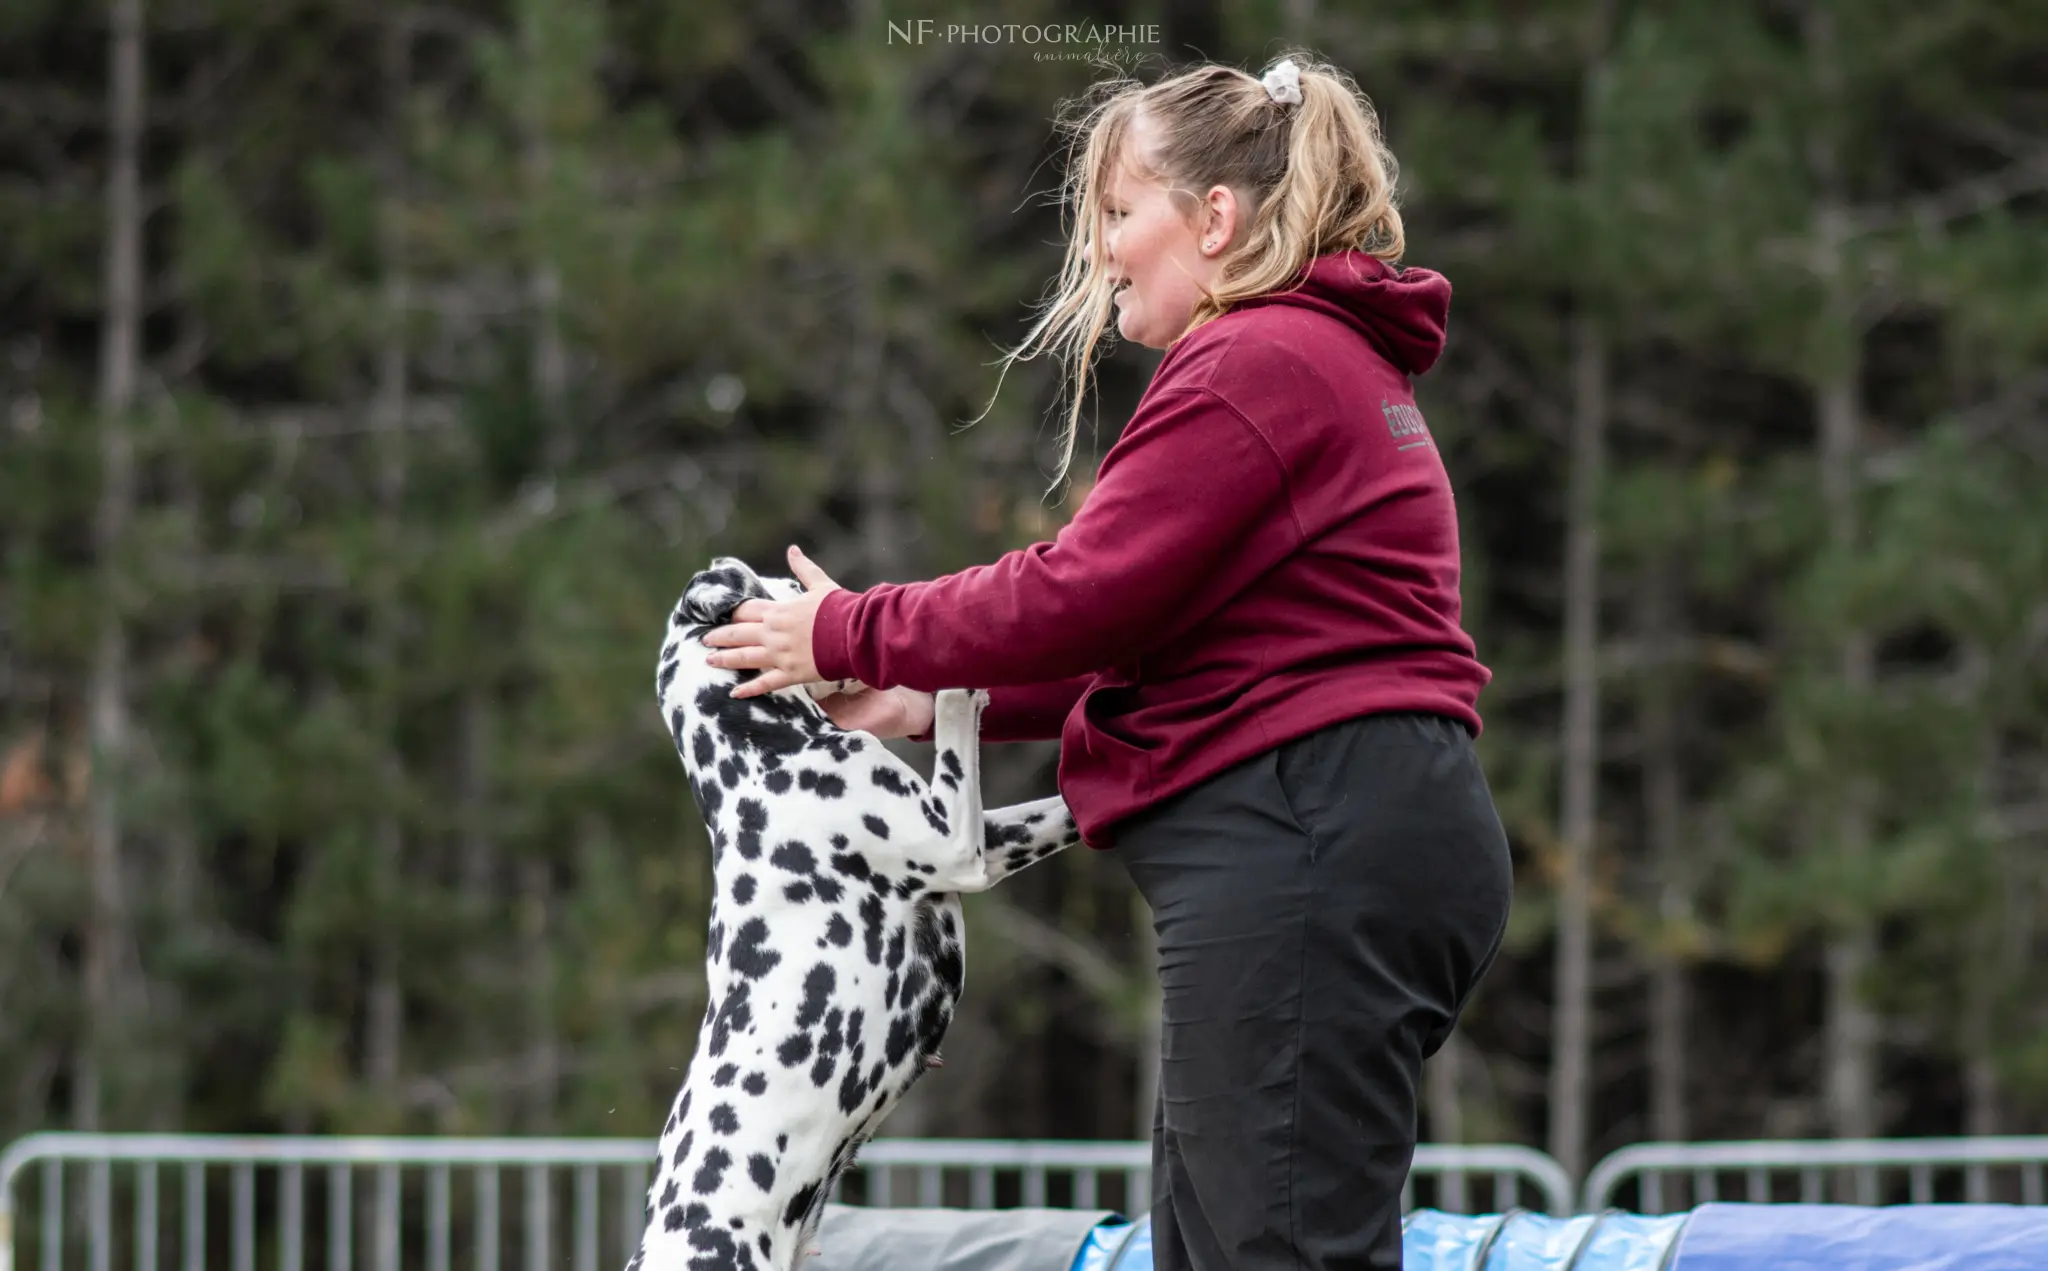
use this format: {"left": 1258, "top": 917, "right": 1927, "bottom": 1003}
{"left": 1581, "top": 1136, "right": 2048, "bottom": 1213}
{"left": 0, "top": 1133, "right": 1574, "bottom": 1271}
{"left": 23, "top": 1131, "right": 2047, "bottom": 1267}
{"left": 1406, "top": 1144, "right": 1574, "bottom": 1216}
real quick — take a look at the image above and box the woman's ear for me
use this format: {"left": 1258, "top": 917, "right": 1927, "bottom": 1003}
{"left": 1200, "top": 184, "right": 1240, "bottom": 254}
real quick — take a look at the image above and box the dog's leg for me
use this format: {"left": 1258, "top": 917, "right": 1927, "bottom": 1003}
{"left": 927, "top": 687, "right": 988, "bottom": 845}
{"left": 975, "top": 795, "right": 1083, "bottom": 887}
{"left": 918, "top": 693, "right": 1081, "bottom": 892}
{"left": 914, "top": 688, "right": 991, "bottom": 888}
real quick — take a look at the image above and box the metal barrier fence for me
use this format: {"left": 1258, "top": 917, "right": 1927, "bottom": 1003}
{"left": 1406, "top": 1145, "right": 1574, "bottom": 1216}
{"left": 23, "top": 1131, "right": 2048, "bottom": 1266}
{"left": 1582, "top": 1136, "right": 2048, "bottom": 1213}
{"left": 0, "top": 1133, "right": 1573, "bottom": 1270}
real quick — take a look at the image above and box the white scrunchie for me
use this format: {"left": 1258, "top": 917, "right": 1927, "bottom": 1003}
{"left": 1262, "top": 59, "right": 1303, "bottom": 106}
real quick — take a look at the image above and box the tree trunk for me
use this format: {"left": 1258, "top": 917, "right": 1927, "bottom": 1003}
{"left": 522, "top": 0, "right": 569, "bottom": 474}
{"left": 1803, "top": 0, "right": 1880, "bottom": 1145}
{"left": 459, "top": 683, "right": 498, "bottom": 1122}
{"left": 364, "top": 14, "right": 412, "bottom": 1117}
{"left": 520, "top": 853, "right": 558, "bottom": 1132}
{"left": 519, "top": 10, "right": 567, "bottom": 1129}
{"left": 1548, "top": 311, "right": 1605, "bottom": 1182}
{"left": 1424, "top": 1031, "right": 1465, "bottom": 1146}
{"left": 844, "top": 291, "right": 902, "bottom": 583}
{"left": 1548, "top": 3, "right": 1616, "bottom": 1177}
{"left": 1822, "top": 924, "right": 1877, "bottom": 1139}
{"left": 1640, "top": 554, "right": 1689, "bottom": 1142}
{"left": 80, "top": 0, "right": 147, "bottom": 1134}
{"left": 1425, "top": 1030, "right": 1468, "bottom": 1210}
{"left": 1962, "top": 965, "right": 2000, "bottom": 1138}
{"left": 1817, "top": 323, "right": 1879, "bottom": 1141}
{"left": 857, "top": 458, "right": 908, "bottom": 578}
{"left": 147, "top": 396, "right": 207, "bottom": 1132}
{"left": 1964, "top": 713, "right": 2007, "bottom": 1140}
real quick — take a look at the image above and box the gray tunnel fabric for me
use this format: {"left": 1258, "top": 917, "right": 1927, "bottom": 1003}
{"left": 810, "top": 1204, "right": 1123, "bottom": 1271}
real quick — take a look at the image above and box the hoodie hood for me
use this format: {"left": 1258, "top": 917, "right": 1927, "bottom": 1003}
{"left": 1235, "top": 250, "right": 1451, "bottom": 376}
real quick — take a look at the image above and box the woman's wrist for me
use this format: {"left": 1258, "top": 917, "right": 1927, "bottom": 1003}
{"left": 900, "top": 688, "right": 936, "bottom": 739}
{"left": 810, "top": 587, "right": 859, "bottom": 685}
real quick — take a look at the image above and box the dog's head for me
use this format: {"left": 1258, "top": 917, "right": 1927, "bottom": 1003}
{"left": 659, "top": 558, "right": 858, "bottom": 753}
{"left": 674, "top": 556, "right": 804, "bottom": 631}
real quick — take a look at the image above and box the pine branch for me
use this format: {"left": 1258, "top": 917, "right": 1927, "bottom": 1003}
{"left": 395, "top": 1049, "right": 596, "bottom": 1117}
{"left": 974, "top": 893, "right": 1145, "bottom": 1037}
{"left": 149, "top": 554, "right": 349, "bottom": 592}
{"left": 1852, "top": 147, "right": 2048, "bottom": 237}
{"left": 1488, "top": 635, "right": 1777, "bottom": 707}
{"left": 0, "top": 83, "right": 102, "bottom": 130}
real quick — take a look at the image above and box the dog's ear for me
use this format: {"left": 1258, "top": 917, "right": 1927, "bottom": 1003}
{"left": 675, "top": 557, "right": 771, "bottom": 629}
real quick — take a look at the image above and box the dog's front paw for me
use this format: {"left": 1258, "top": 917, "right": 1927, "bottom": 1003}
{"left": 930, "top": 687, "right": 987, "bottom": 728}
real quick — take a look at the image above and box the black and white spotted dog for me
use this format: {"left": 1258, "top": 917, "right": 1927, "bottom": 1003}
{"left": 627, "top": 557, "right": 1081, "bottom": 1271}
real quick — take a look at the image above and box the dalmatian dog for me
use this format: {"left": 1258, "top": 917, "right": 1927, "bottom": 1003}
{"left": 627, "top": 557, "right": 1081, "bottom": 1271}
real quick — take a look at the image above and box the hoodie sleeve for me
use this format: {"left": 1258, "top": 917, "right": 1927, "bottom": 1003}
{"left": 812, "top": 384, "right": 1304, "bottom": 692}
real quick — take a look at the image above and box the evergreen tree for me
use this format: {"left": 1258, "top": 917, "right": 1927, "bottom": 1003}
{"left": 0, "top": 0, "right": 2041, "bottom": 1161}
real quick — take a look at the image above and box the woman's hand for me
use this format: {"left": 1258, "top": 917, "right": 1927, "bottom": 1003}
{"left": 701, "top": 545, "right": 935, "bottom": 736}
{"left": 814, "top": 684, "right": 936, "bottom": 740}
{"left": 704, "top": 545, "right": 840, "bottom": 699}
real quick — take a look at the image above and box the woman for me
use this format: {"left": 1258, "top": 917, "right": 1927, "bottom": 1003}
{"left": 704, "top": 54, "right": 1513, "bottom": 1271}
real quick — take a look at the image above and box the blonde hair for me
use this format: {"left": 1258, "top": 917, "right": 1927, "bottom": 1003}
{"left": 995, "top": 54, "right": 1406, "bottom": 493}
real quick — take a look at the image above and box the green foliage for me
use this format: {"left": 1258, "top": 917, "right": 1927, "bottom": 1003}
{"left": 0, "top": 0, "right": 2042, "bottom": 1155}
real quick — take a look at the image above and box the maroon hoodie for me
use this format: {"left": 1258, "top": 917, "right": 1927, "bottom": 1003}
{"left": 812, "top": 250, "right": 1488, "bottom": 847}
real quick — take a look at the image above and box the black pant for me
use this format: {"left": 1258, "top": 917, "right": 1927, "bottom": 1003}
{"left": 1117, "top": 713, "right": 1513, "bottom": 1271}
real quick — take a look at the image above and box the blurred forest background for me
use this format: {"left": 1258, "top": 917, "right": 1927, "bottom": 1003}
{"left": 2, "top": 0, "right": 2046, "bottom": 1189}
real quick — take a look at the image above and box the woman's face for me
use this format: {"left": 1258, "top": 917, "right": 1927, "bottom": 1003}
{"left": 1101, "top": 114, "right": 1234, "bottom": 349}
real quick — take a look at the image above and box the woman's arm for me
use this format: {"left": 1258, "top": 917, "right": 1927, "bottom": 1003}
{"left": 707, "top": 370, "right": 1303, "bottom": 700}
{"left": 819, "top": 675, "right": 1088, "bottom": 743}
{"left": 810, "top": 385, "right": 1300, "bottom": 693}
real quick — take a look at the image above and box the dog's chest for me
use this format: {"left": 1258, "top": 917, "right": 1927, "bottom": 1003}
{"left": 671, "top": 708, "right": 964, "bottom": 1206}
{"left": 692, "top": 765, "right": 963, "bottom": 1075}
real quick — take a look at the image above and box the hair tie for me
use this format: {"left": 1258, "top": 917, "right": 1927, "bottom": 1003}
{"left": 1262, "top": 59, "right": 1303, "bottom": 107}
